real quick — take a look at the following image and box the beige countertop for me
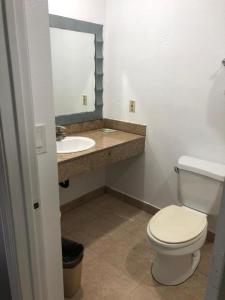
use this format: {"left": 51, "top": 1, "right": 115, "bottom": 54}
{"left": 57, "top": 129, "right": 145, "bottom": 164}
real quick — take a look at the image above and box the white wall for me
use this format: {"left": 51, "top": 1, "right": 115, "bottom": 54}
{"left": 59, "top": 170, "right": 106, "bottom": 205}
{"left": 24, "top": 0, "right": 64, "bottom": 299}
{"left": 48, "top": 0, "right": 106, "bottom": 205}
{"left": 48, "top": 0, "right": 105, "bottom": 24}
{"left": 104, "top": 0, "right": 225, "bottom": 217}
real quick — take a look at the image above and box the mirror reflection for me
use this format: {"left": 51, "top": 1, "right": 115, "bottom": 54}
{"left": 50, "top": 28, "right": 95, "bottom": 116}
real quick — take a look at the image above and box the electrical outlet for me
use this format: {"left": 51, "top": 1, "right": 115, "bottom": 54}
{"left": 82, "top": 95, "right": 88, "bottom": 106}
{"left": 129, "top": 100, "right": 136, "bottom": 113}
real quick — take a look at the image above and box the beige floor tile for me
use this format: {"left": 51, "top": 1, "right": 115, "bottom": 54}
{"left": 76, "top": 216, "right": 125, "bottom": 245}
{"left": 198, "top": 241, "right": 213, "bottom": 276}
{"left": 61, "top": 207, "right": 97, "bottom": 233}
{"left": 62, "top": 193, "right": 210, "bottom": 300}
{"left": 65, "top": 216, "right": 135, "bottom": 253}
{"left": 157, "top": 283, "right": 206, "bottom": 300}
{"left": 61, "top": 227, "right": 70, "bottom": 238}
{"left": 109, "top": 217, "right": 146, "bottom": 238}
{"left": 127, "top": 285, "right": 163, "bottom": 300}
{"left": 87, "top": 220, "right": 144, "bottom": 254}
{"left": 128, "top": 271, "right": 207, "bottom": 300}
{"left": 66, "top": 230, "right": 93, "bottom": 248}
{"left": 87, "top": 233, "right": 117, "bottom": 254}
{"left": 82, "top": 194, "right": 122, "bottom": 214}
{"left": 79, "top": 254, "right": 137, "bottom": 300}
{"left": 129, "top": 283, "right": 206, "bottom": 300}
{"left": 99, "top": 238, "right": 153, "bottom": 284}
{"left": 72, "top": 288, "right": 128, "bottom": 300}
{"left": 130, "top": 209, "right": 152, "bottom": 224}
{"left": 177, "top": 270, "right": 208, "bottom": 289}
{"left": 88, "top": 194, "right": 145, "bottom": 221}
{"left": 106, "top": 201, "right": 143, "bottom": 220}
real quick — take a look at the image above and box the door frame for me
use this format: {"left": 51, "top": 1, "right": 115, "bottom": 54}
{"left": 2, "top": 0, "right": 225, "bottom": 299}
{"left": 0, "top": 0, "right": 58, "bottom": 298}
{"left": 205, "top": 184, "right": 225, "bottom": 300}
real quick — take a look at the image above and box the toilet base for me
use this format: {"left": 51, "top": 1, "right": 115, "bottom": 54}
{"left": 151, "top": 250, "right": 200, "bottom": 286}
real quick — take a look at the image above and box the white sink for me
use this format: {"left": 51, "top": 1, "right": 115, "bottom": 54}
{"left": 56, "top": 136, "right": 96, "bottom": 154}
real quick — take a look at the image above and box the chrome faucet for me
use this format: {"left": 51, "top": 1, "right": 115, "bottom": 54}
{"left": 56, "top": 125, "right": 67, "bottom": 141}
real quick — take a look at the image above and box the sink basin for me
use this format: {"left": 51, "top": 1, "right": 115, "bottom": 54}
{"left": 56, "top": 136, "right": 96, "bottom": 153}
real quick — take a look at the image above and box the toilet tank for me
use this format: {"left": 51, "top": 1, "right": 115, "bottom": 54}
{"left": 177, "top": 156, "right": 225, "bottom": 215}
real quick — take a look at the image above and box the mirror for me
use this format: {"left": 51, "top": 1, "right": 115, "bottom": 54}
{"left": 49, "top": 15, "right": 103, "bottom": 125}
{"left": 50, "top": 28, "right": 95, "bottom": 115}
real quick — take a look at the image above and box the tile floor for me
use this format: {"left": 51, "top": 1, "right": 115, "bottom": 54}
{"left": 61, "top": 193, "right": 213, "bottom": 300}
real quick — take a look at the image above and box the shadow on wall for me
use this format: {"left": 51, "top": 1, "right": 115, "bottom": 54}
{"left": 106, "top": 138, "right": 178, "bottom": 209}
{"left": 146, "top": 144, "right": 179, "bottom": 208}
{"left": 207, "top": 67, "right": 225, "bottom": 140}
{"left": 106, "top": 154, "right": 146, "bottom": 200}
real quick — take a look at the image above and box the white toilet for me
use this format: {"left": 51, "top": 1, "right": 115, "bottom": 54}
{"left": 147, "top": 156, "right": 225, "bottom": 286}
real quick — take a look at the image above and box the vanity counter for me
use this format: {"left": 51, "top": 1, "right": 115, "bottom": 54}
{"left": 57, "top": 129, "right": 145, "bottom": 181}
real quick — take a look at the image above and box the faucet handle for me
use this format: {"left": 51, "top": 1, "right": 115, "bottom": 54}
{"left": 56, "top": 126, "right": 67, "bottom": 141}
{"left": 56, "top": 125, "right": 66, "bottom": 133}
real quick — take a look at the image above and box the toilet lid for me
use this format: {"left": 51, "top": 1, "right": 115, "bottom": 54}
{"left": 149, "top": 205, "right": 207, "bottom": 244}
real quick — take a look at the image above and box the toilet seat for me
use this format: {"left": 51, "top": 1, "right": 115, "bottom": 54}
{"left": 147, "top": 205, "right": 208, "bottom": 286}
{"left": 148, "top": 205, "right": 207, "bottom": 245}
{"left": 147, "top": 225, "right": 207, "bottom": 250}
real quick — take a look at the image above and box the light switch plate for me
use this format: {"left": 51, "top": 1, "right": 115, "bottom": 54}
{"left": 35, "top": 124, "right": 47, "bottom": 154}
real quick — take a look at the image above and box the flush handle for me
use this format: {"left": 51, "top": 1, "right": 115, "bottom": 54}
{"left": 174, "top": 167, "right": 179, "bottom": 173}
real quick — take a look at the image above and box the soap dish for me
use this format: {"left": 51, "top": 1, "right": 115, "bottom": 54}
{"left": 99, "top": 128, "right": 117, "bottom": 133}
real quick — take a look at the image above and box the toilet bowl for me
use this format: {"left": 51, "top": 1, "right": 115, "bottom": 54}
{"left": 146, "top": 156, "right": 225, "bottom": 286}
{"left": 147, "top": 205, "right": 207, "bottom": 285}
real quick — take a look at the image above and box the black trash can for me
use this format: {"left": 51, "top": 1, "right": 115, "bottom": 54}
{"left": 62, "top": 238, "right": 84, "bottom": 298}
